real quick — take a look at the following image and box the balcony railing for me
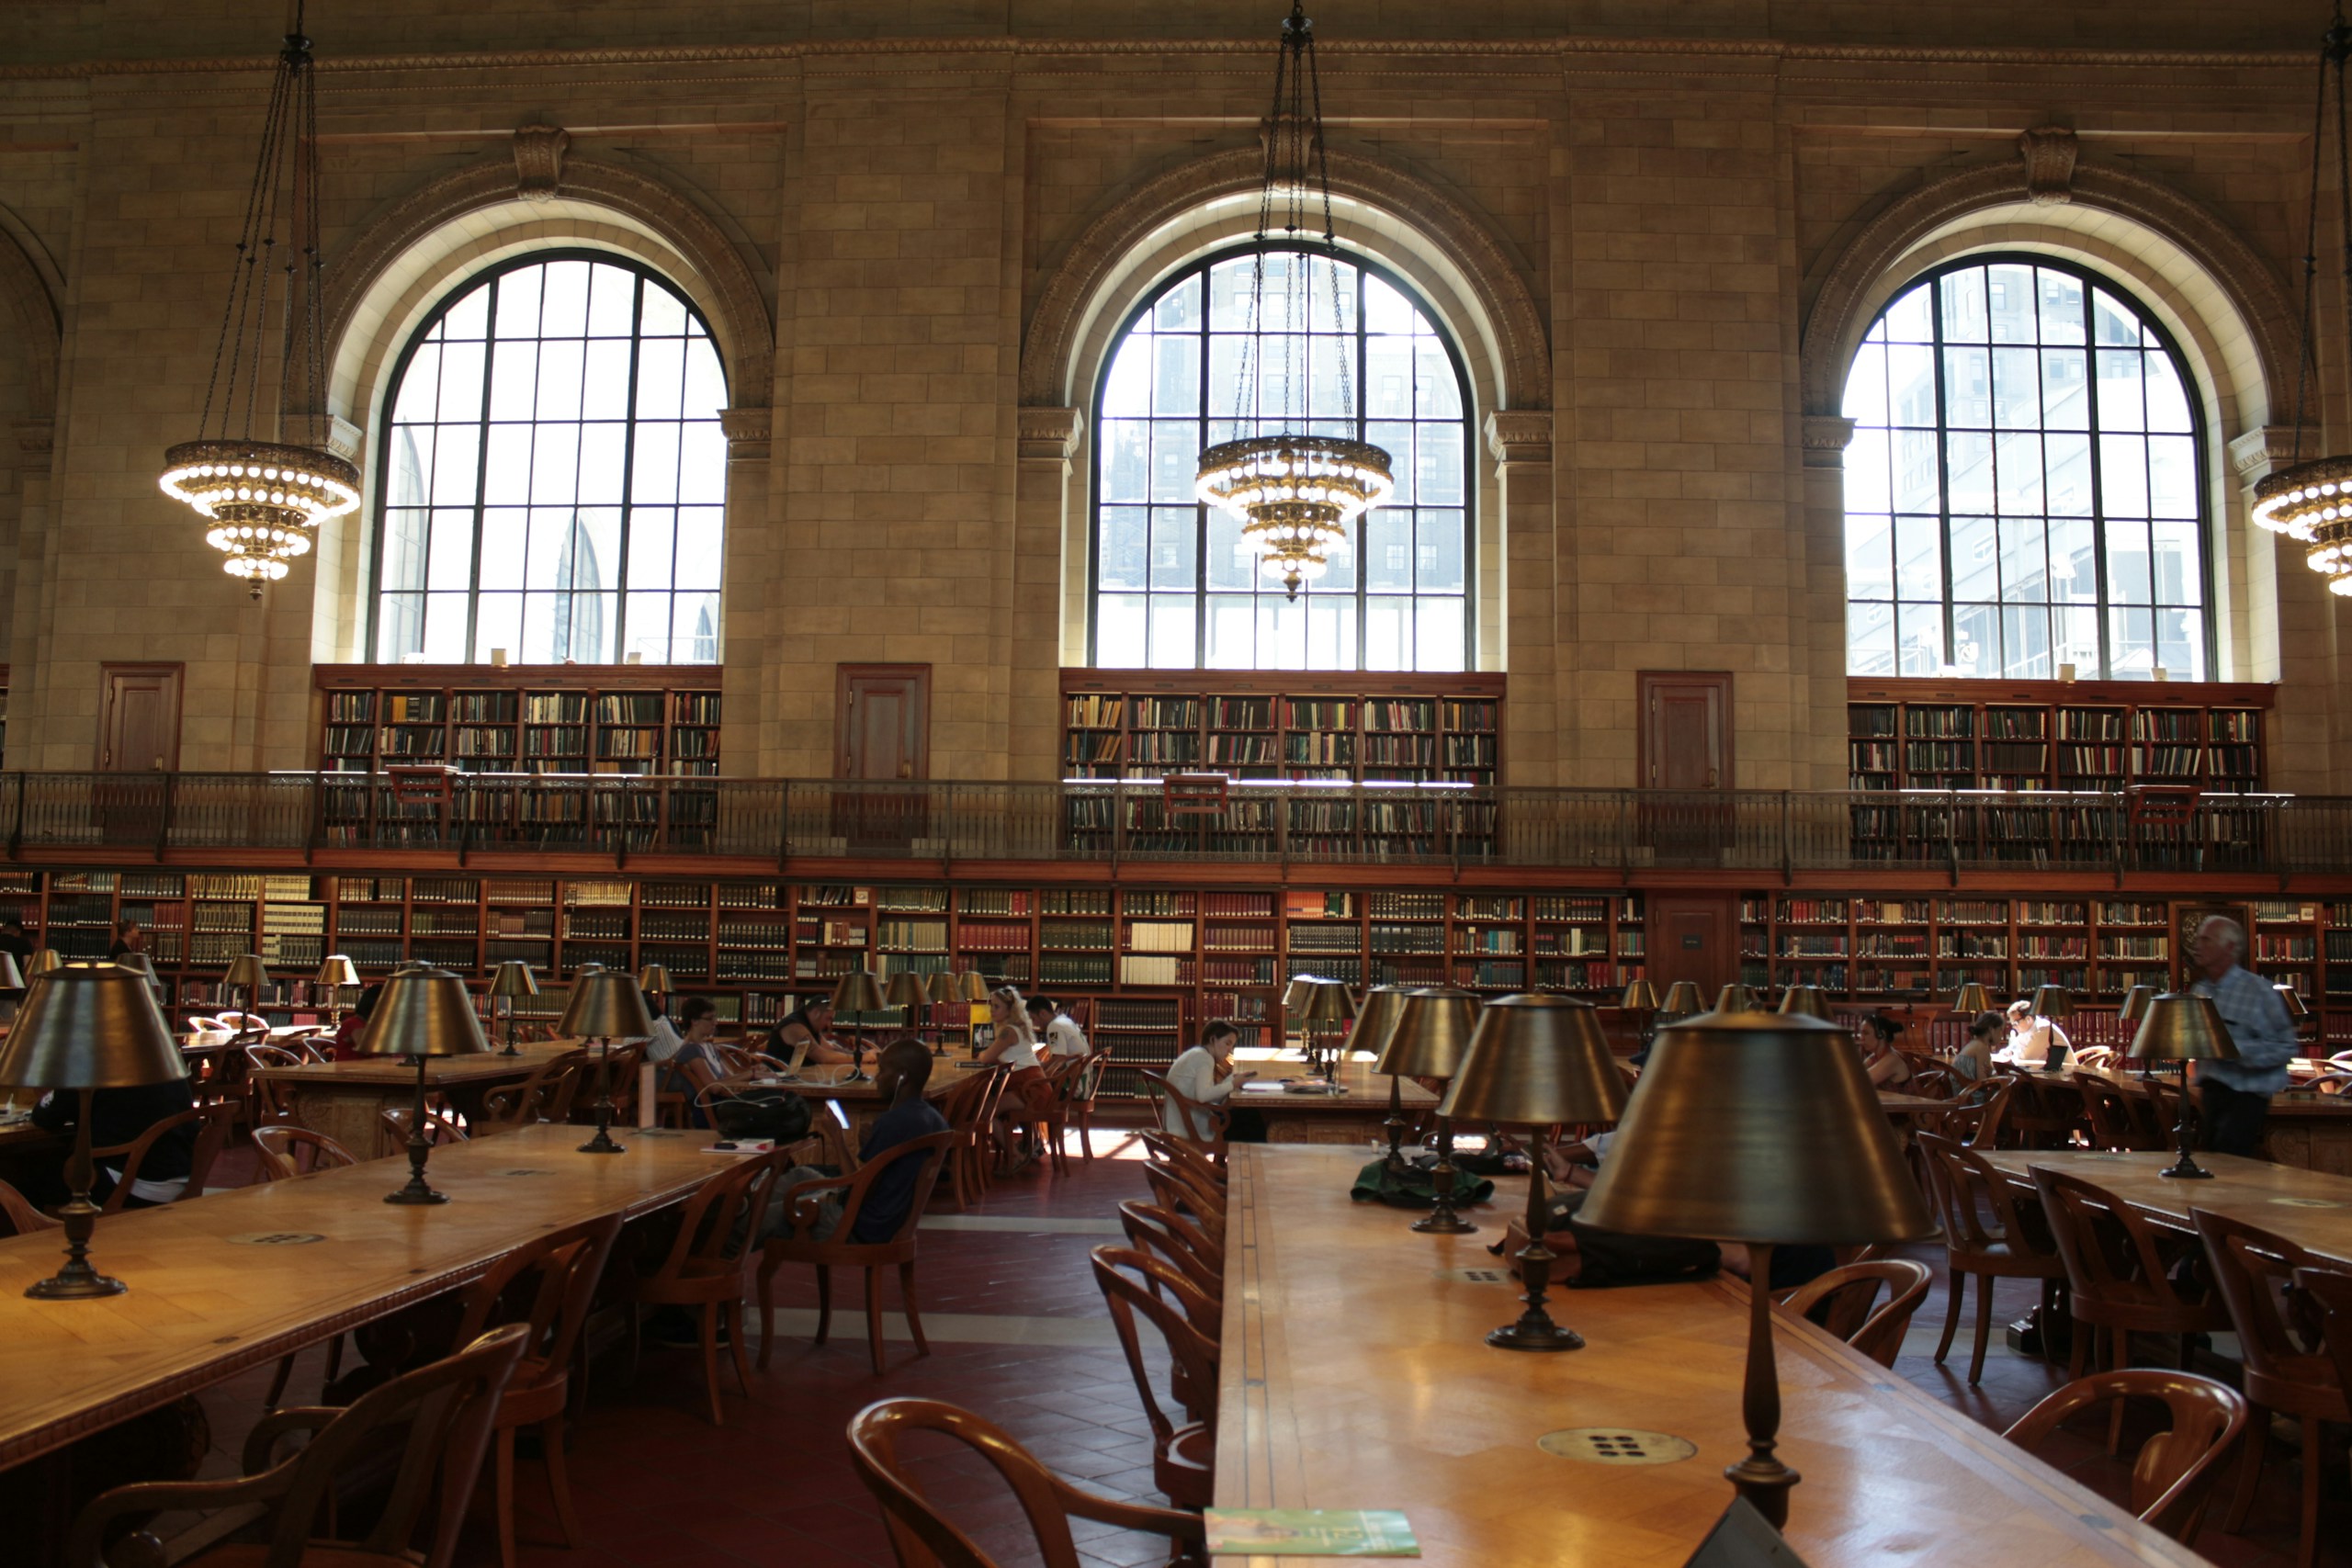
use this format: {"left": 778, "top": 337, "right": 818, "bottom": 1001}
{"left": 0, "top": 773, "right": 2333, "bottom": 874}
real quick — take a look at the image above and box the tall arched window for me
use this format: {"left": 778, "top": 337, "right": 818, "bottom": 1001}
{"left": 1091, "top": 248, "right": 1471, "bottom": 671}
{"left": 1841, "top": 255, "right": 2211, "bottom": 680}
{"left": 368, "top": 253, "right": 728, "bottom": 663}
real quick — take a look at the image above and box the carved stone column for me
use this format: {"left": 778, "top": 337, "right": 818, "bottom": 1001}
{"left": 1015, "top": 407, "right": 1082, "bottom": 782}
{"left": 1485, "top": 409, "right": 1555, "bottom": 789}
{"left": 1799, "top": 414, "right": 1859, "bottom": 789}
{"left": 717, "top": 405, "right": 774, "bottom": 774}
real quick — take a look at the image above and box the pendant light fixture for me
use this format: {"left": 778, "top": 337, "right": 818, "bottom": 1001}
{"left": 2253, "top": 5, "right": 2352, "bottom": 592}
{"left": 1194, "top": 2, "right": 1393, "bottom": 602}
{"left": 157, "top": 5, "right": 358, "bottom": 600}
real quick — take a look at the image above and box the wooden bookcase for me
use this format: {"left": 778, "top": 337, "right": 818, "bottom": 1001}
{"left": 314, "top": 665, "right": 721, "bottom": 778}
{"left": 1845, "top": 678, "right": 2271, "bottom": 795}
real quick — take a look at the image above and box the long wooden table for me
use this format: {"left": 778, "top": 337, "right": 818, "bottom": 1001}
{"left": 1227, "top": 1053, "right": 1442, "bottom": 1145}
{"left": 0, "top": 1123, "right": 754, "bottom": 1471}
{"left": 1974, "top": 1149, "right": 2352, "bottom": 1266}
{"left": 252, "top": 1042, "right": 576, "bottom": 1154}
{"left": 1216, "top": 1145, "right": 2203, "bottom": 1567}
{"left": 2010, "top": 1063, "right": 2352, "bottom": 1177}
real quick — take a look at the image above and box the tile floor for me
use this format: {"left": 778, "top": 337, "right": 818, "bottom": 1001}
{"left": 188, "top": 1134, "right": 2346, "bottom": 1566}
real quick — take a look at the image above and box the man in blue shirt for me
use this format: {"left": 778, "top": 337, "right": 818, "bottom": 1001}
{"left": 763, "top": 1036, "right": 947, "bottom": 1243}
{"left": 2188, "top": 915, "right": 2300, "bottom": 1157}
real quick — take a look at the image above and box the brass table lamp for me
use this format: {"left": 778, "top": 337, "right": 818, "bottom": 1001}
{"left": 2119, "top": 984, "right": 2156, "bottom": 1022}
{"left": 1581, "top": 1008, "right": 1934, "bottom": 1528}
{"left": 635, "top": 963, "right": 673, "bottom": 998}
{"left": 1621, "top": 977, "right": 1661, "bottom": 1055}
{"left": 1293, "top": 979, "right": 1357, "bottom": 1083}
{"left": 25, "top": 948, "right": 62, "bottom": 980}
{"left": 1777, "top": 985, "right": 1832, "bottom": 1020}
{"left": 1714, "top": 983, "right": 1758, "bottom": 1014}
{"left": 357, "top": 964, "right": 489, "bottom": 1203}
{"left": 956, "top": 969, "right": 991, "bottom": 1003}
{"left": 487, "top": 960, "right": 539, "bottom": 1055}
{"left": 1350, "top": 984, "right": 1413, "bottom": 1167}
{"left": 314, "top": 954, "right": 360, "bottom": 1033}
{"left": 1373, "top": 988, "right": 1481, "bottom": 1234}
{"left": 1951, "top": 981, "right": 1994, "bottom": 1017}
{"left": 2131, "top": 993, "right": 2238, "bottom": 1180}
{"left": 224, "top": 953, "right": 270, "bottom": 1034}
{"left": 831, "top": 968, "right": 888, "bottom": 1083}
{"left": 886, "top": 970, "right": 933, "bottom": 1055}
{"left": 558, "top": 968, "right": 654, "bottom": 1154}
{"left": 1657, "top": 980, "right": 1703, "bottom": 1021}
{"left": 0, "top": 963, "right": 187, "bottom": 1297}
{"left": 1437, "top": 995, "right": 1626, "bottom": 1351}
{"left": 926, "top": 971, "right": 966, "bottom": 1056}
{"left": 2028, "top": 984, "right": 2075, "bottom": 1020}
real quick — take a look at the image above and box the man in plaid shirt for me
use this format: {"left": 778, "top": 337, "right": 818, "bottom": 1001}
{"left": 2188, "top": 915, "right": 2300, "bottom": 1157}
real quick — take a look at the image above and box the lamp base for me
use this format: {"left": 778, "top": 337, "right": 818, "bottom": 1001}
{"left": 1487, "top": 1320, "right": 1584, "bottom": 1352}
{"left": 1411, "top": 1120, "right": 1476, "bottom": 1235}
{"left": 1412, "top": 1208, "right": 1476, "bottom": 1235}
{"left": 578, "top": 1127, "right": 626, "bottom": 1155}
{"left": 26, "top": 1267, "right": 127, "bottom": 1300}
{"left": 2158, "top": 1160, "right": 2215, "bottom": 1180}
{"left": 1724, "top": 1455, "right": 1800, "bottom": 1529}
{"left": 384, "top": 1182, "right": 449, "bottom": 1205}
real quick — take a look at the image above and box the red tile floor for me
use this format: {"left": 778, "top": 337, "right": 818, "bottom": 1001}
{"left": 178, "top": 1134, "right": 2344, "bottom": 1566}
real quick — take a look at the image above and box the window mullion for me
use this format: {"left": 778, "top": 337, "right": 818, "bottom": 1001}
{"left": 2083, "top": 283, "right": 2113, "bottom": 681}
{"left": 1929, "top": 276, "right": 1955, "bottom": 670}
{"left": 463, "top": 276, "right": 500, "bottom": 663}
{"left": 614, "top": 272, "right": 644, "bottom": 662}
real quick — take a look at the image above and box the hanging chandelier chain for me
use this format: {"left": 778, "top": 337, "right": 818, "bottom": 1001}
{"left": 2290, "top": 37, "right": 2335, "bottom": 469}
{"left": 1301, "top": 15, "right": 1356, "bottom": 423}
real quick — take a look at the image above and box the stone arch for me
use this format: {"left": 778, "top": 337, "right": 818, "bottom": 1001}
{"left": 1799, "top": 153, "right": 2297, "bottom": 426}
{"left": 1021, "top": 145, "right": 1548, "bottom": 413}
{"left": 0, "top": 207, "right": 61, "bottom": 430}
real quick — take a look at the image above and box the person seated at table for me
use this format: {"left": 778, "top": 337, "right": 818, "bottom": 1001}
{"left": 643, "top": 990, "right": 684, "bottom": 1063}
{"left": 1027, "top": 995, "right": 1090, "bottom": 1059}
{"left": 329, "top": 982, "right": 382, "bottom": 1061}
{"left": 1164, "top": 1021, "right": 1256, "bottom": 1141}
{"left": 107, "top": 921, "right": 149, "bottom": 963}
{"left": 1951, "top": 1010, "right": 2002, "bottom": 1085}
{"left": 0, "top": 911, "right": 32, "bottom": 968}
{"left": 2002, "top": 998, "right": 2070, "bottom": 1069}
{"left": 760, "top": 1036, "right": 950, "bottom": 1245}
{"left": 1532, "top": 1134, "right": 1833, "bottom": 1291}
{"left": 28, "top": 1072, "right": 196, "bottom": 1208}
{"left": 662, "top": 997, "right": 729, "bottom": 1127}
{"left": 1862, "top": 1014, "right": 1913, "bottom": 1087}
{"left": 979, "top": 986, "right": 1055, "bottom": 1168}
{"left": 766, "top": 995, "right": 862, "bottom": 1067}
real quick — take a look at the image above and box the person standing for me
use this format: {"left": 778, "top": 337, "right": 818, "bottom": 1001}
{"left": 2189, "top": 915, "right": 2300, "bottom": 1157}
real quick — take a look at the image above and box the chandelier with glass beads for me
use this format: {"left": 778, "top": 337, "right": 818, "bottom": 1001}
{"left": 2253, "top": 4, "right": 2352, "bottom": 593}
{"left": 157, "top": 6, "right": 358, "bottom": 601}
{"left": 1194, "top": 2, "right": 1392, "bottom": 603}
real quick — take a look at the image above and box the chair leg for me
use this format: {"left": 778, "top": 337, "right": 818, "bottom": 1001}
{"left": 1969, "top": 1270, "right": 1997, "bottom": 1384}
{"left": 726, "top": 1301, "right": 755, "bottom": 1395}
{"left": 540, "top": 1415, "right": 582, "bottom": 1549}
{"left": 2224, "top": 1402, "right": 2268, "bottom": 1532}
{"left": 865, "top": 1266, "right": 888, "bottom": 1377}
{"left": 2067, "top": 1312, "right": 2089, "bottom": 1381}
{"left": 755, "top": 1259, "right": 777, "bottom": 1371}
{"left": 494, "top": 1425, "right": 518, "bottom": 1568}
{"left": 623, "top": 1304, "right": 642, "bottom": 1387}
{"left": 265, "top": 1352, "right": 297, "bottom": 1409}
{"left": 814, "top": 1264, "right": 833, "bottom": 1347}
{"left": 899, "top": 1260, "right": 929, "bottom": 1360}
{"left": 1933, "top": 1268, "right": 1965, "bottom": 1366}
{"left": 323, "top": 1334, "right": 344, "bottom": 1390}
{"left": 2299, "top": 1416, "right": 2323, "bottom": 1568}
{"left": 700, "top": 1303, "right": 725, "bottom": 1427}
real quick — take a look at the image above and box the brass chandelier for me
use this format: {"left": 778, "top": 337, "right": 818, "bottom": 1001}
{"left": 2253, "top": 4, "right": 2352, "bottom": 592}
{"left": 1194, "top": 2, "right": 1392, "bottom": 602}
{"left": 157, "top": 5, "right": 358, "bottom": 599}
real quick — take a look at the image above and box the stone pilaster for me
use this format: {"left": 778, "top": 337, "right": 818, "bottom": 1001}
{"left": 1015, "top": 407, "right": 1082, "bottom": 781}
{"left": 1486, "top": 409, "right": 1555, "bottom": 788}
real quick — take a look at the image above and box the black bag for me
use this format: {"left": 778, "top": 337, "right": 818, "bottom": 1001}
{"left": 709, "top": 1089, "right": 813, "bottom": 1145}
{"left": 1494, "top": 1190, "right": 1721, "bottom": 1290}
{"left": 1350, "top": 1157, "right": 1496, "bottom": 1210}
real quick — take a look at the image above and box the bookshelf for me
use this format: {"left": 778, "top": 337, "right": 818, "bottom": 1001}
{"left": 1845, "top": 679, "right": 2270, "bottom": 795}
{"left": 315, "top": 666, "right": 722, "bottom": 778}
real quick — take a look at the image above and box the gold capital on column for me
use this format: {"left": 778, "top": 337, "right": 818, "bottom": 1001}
{"left": 1019, "top": 406, "right": 1082, "bottom": 465}
{"left": 2229, "top": 424, "right": 2320, "bottom": 485}
{"left": 1483, "top": 410, "right": 1552, "bottom": 466}
{"left": 1802, "top": 415, "right": 1858, "bottom": 469}
{"left": 720, "top": 407, "right": 772, "bottom": 464}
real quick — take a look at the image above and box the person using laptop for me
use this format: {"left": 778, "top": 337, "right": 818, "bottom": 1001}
{"left": 662, "top": 997, "right": 729, "bottom": 1128}
{"left": 767, "top": 995, "right": 865, "bottom": 1068}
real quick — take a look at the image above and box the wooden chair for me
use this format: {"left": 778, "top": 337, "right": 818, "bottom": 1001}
{"left": 754, "top": 1130, "right": 954, "bottom": 1376}
{"left": 846, "top": 1398, "right": 1206, "bottom": 1568}
{"left": 0, "top": 1176, "right": 56, "bottom": 1235}
{"left": 94, "top": 1102, "right": 220, "bottom": 1213}
{"left": 1915, "top": 1131, "right": 2069, "bottom": 1383}
{"left": 1140, "top": 1129, "right": 1227, "bottom": 1189}
{"left": 1091, "top": 1246, "right": 1218, "bottom": 1508}
{"left": 379, "top": 1101, "right": 470, "bottom": 1154}
{"left": 1046, "top": 1048, "right": 1112, "bottom": 1170}
{"left": 1142, "top": 1162, "right": 1227, "bottom": 1248}
{"left": 251, "top": 1124, "right": 359, "bottom": 1181}
{"left": 1033, "top": 1053, "right": 1089, "bottom": 1175}
{"left": 2074, "top": 1071, "right": 2155, "bottom": 1152}
{"left": 2070, "top": 1044, "right": 2120, "bottom": 1071}
{"left": 2190, "top": 1208, "right": 2347, "bottom": 1565}
{"left": 2031, "top": 1166, "right": 2227, "bottom": 1378}
{"left": 1775, "top": 1258, "right": 1932, "bottom": 1370}
{"left": 622, "top": 1150, "right": 782, "bottom": 1425}
{"left": 2006, "top": 1074, "right": 2087, "bottom": 1149}
{"left": 244, "top": 1043, "right": 308, "bottom": 1125}
{"left": 1116, "top": 1200, "right": 1224, "bottom": 1323}
{"left": 937, "top": 1066, "right": 1001, "bottom": 1212}
{"left": 66, "top": 1322, "right": 528, "bottom": 1568}
{"left": 1140, "top": 1068, "right": 1229, "bottom": 1145}
{"left": 2001, "top": 1370, "right": 2248, "bottom": 1547}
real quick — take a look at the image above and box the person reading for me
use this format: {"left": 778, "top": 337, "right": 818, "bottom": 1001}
{"left": 1951, "top": 1010, "right": 2001, "bottom": 1085}
{"left": 767, "top": 996, "right": 863, "bottom": 1067}
{"left": 1027, "top": 995, "right": 1090, "bottom": 1058}
{"left": 1162, "top": 1021, "right": 1254, "bottom": 1140}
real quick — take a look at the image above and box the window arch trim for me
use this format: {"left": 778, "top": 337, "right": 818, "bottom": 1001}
{"left": 1084, "top": 242, "right": 1476, "bottom": 672}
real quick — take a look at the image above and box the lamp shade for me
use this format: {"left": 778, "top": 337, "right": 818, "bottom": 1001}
{"left": 1714, "top": 983, "right": 1758, "bottom": 1014}
{"left": 2118, "top": 984, "right": 2157, "bottom": 1023}
{"left": 1658, "top": 980, "right": 1704, "bottom": 1017}
{"left": 1293, "top": 980, "right": 1357, "bottom": 1025}
{"left": 25, "top": 949, "right": 62, "bottom": 979}
{"left": 1282, "top": 974, "right": 1327, "bottom": 1011}
{"left": 925, "top": 972, "right": 961, "bottom": 1005}
{"left": 634, "top": 964, "right": 673, "bottom": 995}
{"left": 1373, "top": 988, "right": 1481, "bottom": 1079}
{"left": 0, "top": 963, "right": 186, "bottom": 1090}
{"left": 356, "top": 965, "right": 491, "bottom": 1059}
{"left": 2130, "top": 993, "right": 2239, "bottom": 1062}
{"left": 1777, "top": 985, "right": 1832, "bottom": 1021}
{"left": 315, "top": 954, "right": 361, "bottom": 989}
{"left": 488, "top": 960, "right": 540, "bottom": 1000}
{"left": 2028, "top": 985, "right": 2075, "bottom": 1021}
{"left": 2277, "top": 983, "right": 2312, "bottom": 1021}
{"left": 1351, "top": 985, "right": 1412, "bottom": 1065}
{"left": 956, "top": 970, "right": 991, "bottom": 1003}
{"left": 831, "top": 969, "right": 888, "bottom": 1016}
{"left": 1951, "top": 982, "right": 1994, "bottom": 1016}
{"left": 1437, "top": 995, "right": 1627, "bottom": 1128}
{"left": 1580, "top": 1010, "right": 1934, "bottom": 1247}
{"left": 887, "top": 971, "right": 933, "bottom": 1010}
{"left": 224, "top": 953, "right": 269, "bottom": 990}
{"left": 557, "top": 968, "right": 655, "bottom": 1041}
{"left": 0, "top": 952, "right": 26, "bottom": 990}
{"left": 1620, "top": 978, "right": 1661, "bottom": 1010}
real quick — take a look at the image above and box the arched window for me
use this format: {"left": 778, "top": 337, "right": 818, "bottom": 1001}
{"left": 368, "top": 253, "right": 728, "bottom": 663}
{"left": 1091, "top": 248, "right": 1471, "bottom": 671}
{"left": 1841, "top": 255, "right": 2211, "bottom": 680}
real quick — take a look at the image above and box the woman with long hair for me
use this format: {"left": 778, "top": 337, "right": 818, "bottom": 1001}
{"left": 978, "top": 985, "right": 1055, "bottom": 1168}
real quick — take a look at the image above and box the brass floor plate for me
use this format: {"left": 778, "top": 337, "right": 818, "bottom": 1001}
{"left": 1537, "top": 1427, "right": 1698, "bottom": 1465}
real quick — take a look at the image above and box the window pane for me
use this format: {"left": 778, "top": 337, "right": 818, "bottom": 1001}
{"left": 2153, "top": 518, "right": 2201, "bottom": 604}
{"left": 1847, "top": 600, "right": 1894, "bottom": 675}
{"left": 1846, "top": 513, "right": 1894, "bottom": 600}
{"left": 2155, "top": 607, "right": 2204, "bottom": 681}
{"left": 1102, "top": 336, "right": 1151, "bottom": 418}
{"left": 627, "top": 505, "right": 673, "bottom": 590}
{"left": 674, "top": 508, "right": 723, "bottom": 591}
{"left": 1204, "top": 511, "right": 1254, "bottom": 592}
{"left": 2000, "top": 604, "right": 2052, "bottom": 677}
{"left": 1418, "top": 510, "right": 1465, "bottom": 592}
{"left": 1149, "top": 507, "right": 1198, "bottom": 590}
{"left": 472, "top": 592, "right": 522, "bottom": 664}
{"left": 1098, "top": 507, "right": 1148, "bottom": 592}
{"left": 2109, "top": 604, "right": 2155, "bottom": 674}
{"left": 1899, "top": 602, "right": 1947, "bottom": 674}
{"left": 1204, "top": 594, "right": 1255, "bottom": 668}
{"left": 1096, "top": 593, "right": 1147, "bottom": 666}
{"left": 423, "top": 592, "right": 469, "bottom": 662}
{"left": 1417, "top": 423, "right": 1464, "bottom": 507}
{"left": 1997, "top": 517, "right": 2047, "bottom": 603}
{"left": 479, "top": 509, "right": 526, "bottom": 592}
{"left": 1948, "top": 516, "right": 1995, "bottom": 602}
{"left": 382, "top": 511, "right": 429, "bottom": 593}
{"left": 1414, "top": 598, "right": 1464, "bottom": 671}
{"left": 1894, "top": 515, "right": 1942, "bottom": 600}
{"left": 1364, "top": 509, "right": 1411, "bottom": 592}
{"left": 1364, "top": 596, "right": 1410, "bottom": 671}
{"left": 426, "top": 509, "right": 474, "bottom": 592}
{"left": 1949, "top": 603, "right": 1996, "bottom": 676}
{"left": 1309, "top": 597, "right": 1356, "bottom": 670}
{"left": 1148, "top": 596, "right": 1196, "bottom": 669}
{"left": 2107, "top": 519, "right": 2152, "bottom": 603}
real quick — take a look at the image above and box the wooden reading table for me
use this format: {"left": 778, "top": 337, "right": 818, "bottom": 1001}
{"left": 1973, "top": 1149, "right": 2352, "bottom": 1266}
{"left": 251, "top": 1041, "right": 577, "bottom": 1154}
{"left": 1216, "top": 1145, "right": 2203, "bottom": 1567}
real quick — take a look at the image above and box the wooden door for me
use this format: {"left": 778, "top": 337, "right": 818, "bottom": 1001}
{"left": 99, "top": 664, "right": 182, "bottom": 773}
{"left": 1638, "top": 671, "right": 1732, "bottom": 791}
{"left": 836, "top": 665, "right": 930, "bottom": 782}
{"left": 1647, "top": 895, "right": 1736, "bottom": 1001}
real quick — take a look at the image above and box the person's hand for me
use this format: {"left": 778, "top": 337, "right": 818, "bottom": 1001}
{"left": 1231, "top": 1070, "right": 1257, "bottom": 1087}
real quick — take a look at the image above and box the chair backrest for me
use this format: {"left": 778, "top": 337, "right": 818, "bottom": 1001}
{"left": 250, "top": 1124, "right": 359, "bottom": 1181}
{"left": 2072, "top": 1073, "right": 2140, "bottom": 1151}
{"left": 1776, "top": 1258, "right": 1932, "bottom": 1369}
{"left": 96, "top": 1104, "right": 204, "bottom": 1214}
{"left": 182, "top": 1100, "right": 242, "bottom": 1198}
{"left": 450, "top": 1213, "right": 624, "bottom": 1393}
{"left": 1915, "top": 1131, "right": 2041, "bottom": 1258}
{"left": 2001, "top": 1370, "right": 2248, "bottom": 1545}
{"left": 2189, "top": 1207, "right": 2336, "bottom": 1389}
{"left": 847, "top": 1397, "right": 1205, "bottom": 1568}
{"left": 2290, "top": 1266, "right": 2352, "bottom": 1408}
{"left": 1091, "top": 1246, "right": 1220, "bottom": 1441}
{"left": 1116, "top": 1199, "right": 1223, "bottom": 1313}
{"left": 1139, "top": 1129, "right": 1226, "bottom": 1187}
{"left": 1141, "top": 1163, "right": 1226, "bottom": 1245}
{"left": 536, "top": 1049, "right": 597, "bottom": 1122}
{"left": 1961, "top": 1074, "right": 2019, "bottom": 1148}
{"left": 2007, "top": 1074, "right": 2087, "bottom": 1145}
{"left": 381, "top": 1102, "right": 471, "bottom": 1148}
{"left": 937, "top": 1067, "right": 993, "bottom": 1133}
{"left": 1068, "top": 1048, "right": 1113, "bottom": 1107}
{"left": 0, "top": 1176, "right": 56, "bottom": 1235}
{"left": 1139, "top": 1069, "right": 1228, "bottom": 1145}
{"left": 642, "top": 1151, "right": 784, "bottom": 1287}
{"left": 829, "top": 1131, "right": 956, "bottom": 1249}
{"left": 2031, "top": 1166, "right": 2188, "bottom": 1308}
{"left": 243, "top": 1044, "right": 305, "bottom": 1122}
